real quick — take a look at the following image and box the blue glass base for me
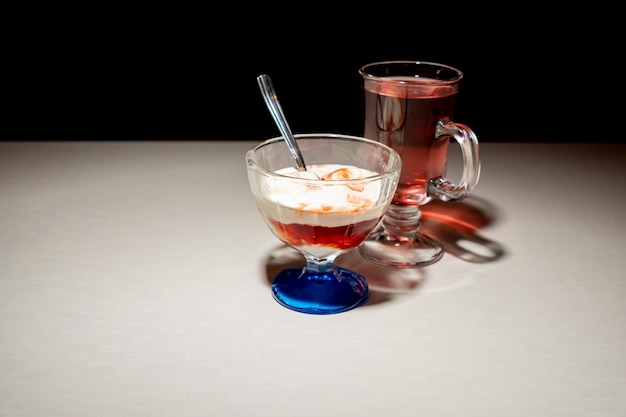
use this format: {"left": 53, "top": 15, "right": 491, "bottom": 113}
{"left": 271, "top": 266, "right": 369, "bottom": 315}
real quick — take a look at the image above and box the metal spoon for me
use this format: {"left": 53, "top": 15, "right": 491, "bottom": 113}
{"left": 257, "top": 74, "right": 308, "bottom": 172}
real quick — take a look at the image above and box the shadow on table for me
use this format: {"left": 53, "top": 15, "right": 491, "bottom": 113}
{"left": 420, "top": 195, "right": 506, "bottom": 264}
{"left": 262, "top": 195, "right": 506, "bottom": 308}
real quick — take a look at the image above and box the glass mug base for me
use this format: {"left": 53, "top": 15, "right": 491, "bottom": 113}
{"left": 271, "top": 266, "right": 369, "bottom": 315}
{"left": 358, "top": 231, "right": 444, "bottom": 268}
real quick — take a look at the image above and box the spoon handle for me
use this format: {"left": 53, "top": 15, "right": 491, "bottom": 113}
{"left": 257, "top": 74, "right": 308, "bottom": 171}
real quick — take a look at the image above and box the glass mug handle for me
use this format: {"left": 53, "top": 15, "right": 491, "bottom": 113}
{"left": 428, "top": 118, "right": 481, "bottom": 202}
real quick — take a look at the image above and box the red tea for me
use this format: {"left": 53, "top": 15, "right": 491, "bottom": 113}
{"left": 362, "top": 77, "right": 457, "bottom": 205}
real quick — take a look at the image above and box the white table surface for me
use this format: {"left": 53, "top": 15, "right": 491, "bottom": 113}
{"left": 1, "top": 140, "right": 625, "bottom": 417}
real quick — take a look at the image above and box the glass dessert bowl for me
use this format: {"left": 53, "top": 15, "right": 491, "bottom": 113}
{"left": 246, "top": 133, "right": 401, "bottom": 314}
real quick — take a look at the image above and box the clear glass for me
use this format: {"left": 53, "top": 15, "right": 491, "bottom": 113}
{"left": 246, "top": 133, "right": 401, "bottom": 314}
{"left": 358, "top": 61, "right": 481, "bottom": 268}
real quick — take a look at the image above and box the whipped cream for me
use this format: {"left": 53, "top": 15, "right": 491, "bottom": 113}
{"left": 257, "top": 164, "right": 387, "bottom": 227}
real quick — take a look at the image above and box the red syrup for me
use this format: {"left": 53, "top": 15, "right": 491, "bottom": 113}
{"left": 269, "top": 217, "right": 382, "bottom": 250}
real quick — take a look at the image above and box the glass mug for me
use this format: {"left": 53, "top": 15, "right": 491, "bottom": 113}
{"left": 357, "top": 60, "right": 481, "bottom": 268}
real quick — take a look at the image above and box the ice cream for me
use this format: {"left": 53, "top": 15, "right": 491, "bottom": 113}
{"left": 259, "top": 164, "right": 386, "bottom": 228}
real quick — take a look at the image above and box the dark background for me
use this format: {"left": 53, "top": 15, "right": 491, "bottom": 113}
{"left": 2, "top": 11, "right": 622, "bottom": 143}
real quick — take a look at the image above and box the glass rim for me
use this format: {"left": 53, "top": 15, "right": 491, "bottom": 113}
{"left": 359, "top": 60, "right": 463, "bottom": 85}
{"left": 246, "top": 133, "right": 402, "bottom": 183}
